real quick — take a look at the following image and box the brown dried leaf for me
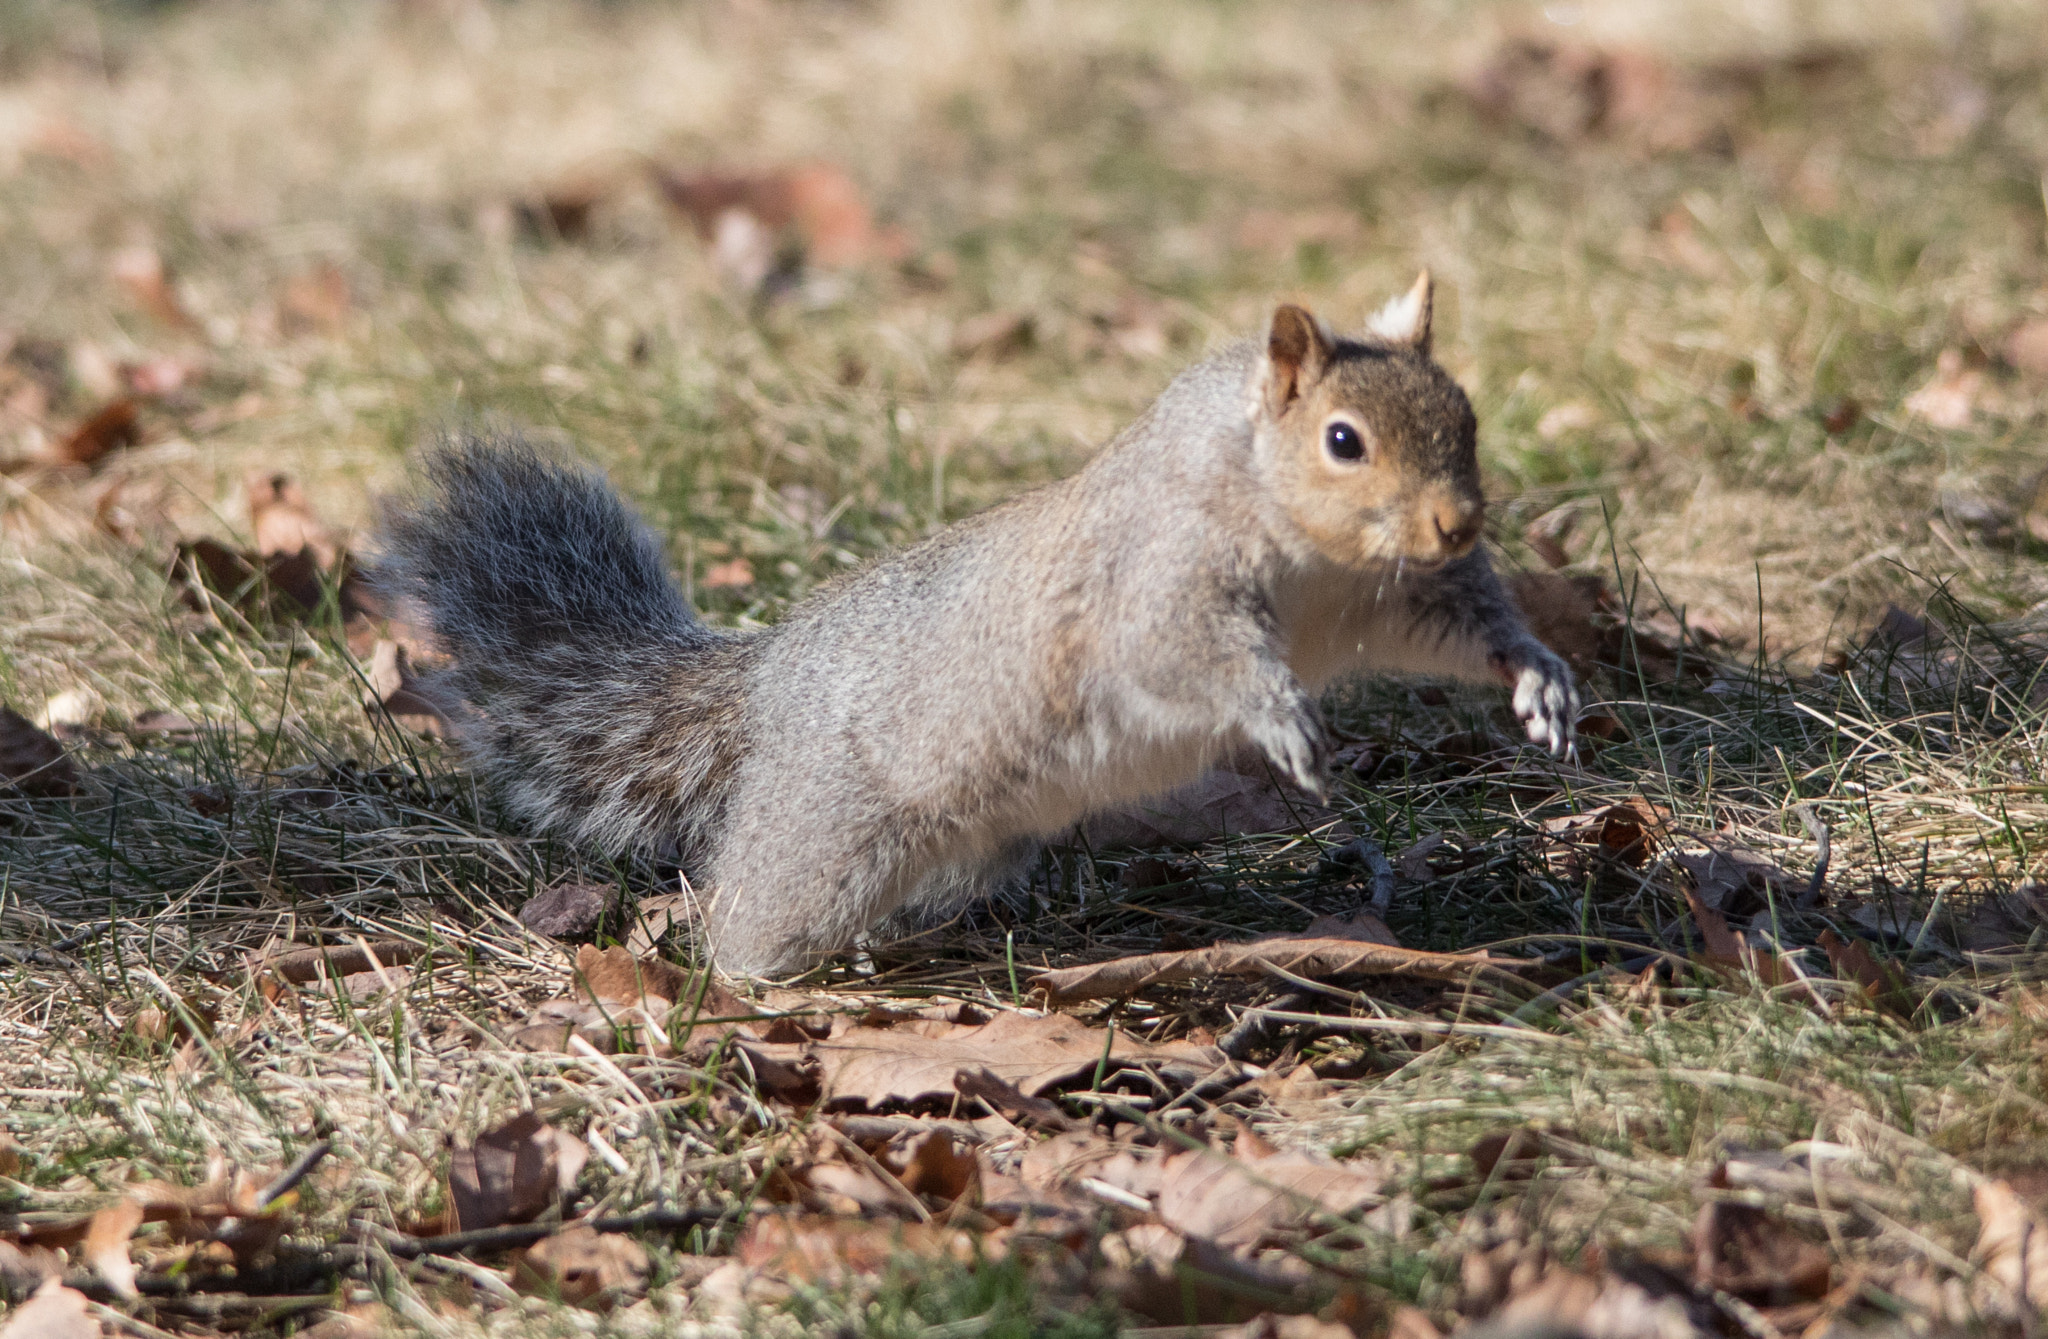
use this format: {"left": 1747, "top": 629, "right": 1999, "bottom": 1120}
{"left": 2005, "top": 319, "right": 2048, "bottom": 381}
{"left": 1817, "top": 929, "right": 1912, "bottom": 1014}
{"left": 624, "top": 889, "right": 703, "bottom": 957}
{"left": 0, "top": 706, "right": 79, "bottom": 796}
{"left": 1674, "top": 837, "right": 1798, "bottom": 915}
{"left": 701, "top": 557, "right": 754, "bottom": 589}
{"left": 55, "top": 399, "right": 140, "bottom": 466}
{"left": 1155, "top": 1146, "right": 1385, "bottom": 1249}
{"left": 953, "top": 1066, "right": 1077, "bottom": 1131}
{"left": 363, "top": 639, "right": 450, "bottom": 739}
{"left": 1030, "top": 936, "right": 1513, "bottom": 1007}
{"left": 1973, "top": 1180, "right": 2048, "bottom": 1311}
{"left": 279, "top": 263, "right": 351, "bottom": 336}
{"left": 81, "top": 1200, "right": 143, "bottom": 1299}
{"left": 169, "top": 538, "right": 332, "bottom": 623}
{"left": 510, "top": 1226, "right": 649, "bottom": 1308}
{"left": 246, "top": 471, "right": 336, "bottom": 566}
{"left": 733, "top": 1215, "right": 979, "bottom": 1287}
{"left": 1694, "top": 1163, "right": 1831, "bottom": 1305}
{"left": 810, "top": 1009, "right": 1225, "bottom": 1107}
{"left": 446, "top": 1112, "right": 588, "bottom": 1233}
{"left": 1905, "top": 349, "right": 1983, "bottom": 429}
{"left": 572, "top": 944, "right": 690, "bottom": 1011}
{"left": 1507, "top": 571, "right": 1606, "bottom": 673}
{"left": 0, "top": 1278, "right": 101, "bottom": 1339}
{"left": 883, "top": 1130, "right": 979, "bottom": 1205}
{"left": 110, "top": 246, "right": 199, "bottom": 332}
{"left": 517, "top": 881, "right": 620, "bottom": 939}
{"left": 249, "top": 939, "right": 428, "bottom": 987}
{"left": 952, "top": 310, "right": 1035, "bottom": 361}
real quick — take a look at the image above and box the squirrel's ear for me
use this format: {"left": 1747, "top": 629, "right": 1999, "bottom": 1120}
{"left": 1366, "top": 270, "right": 1433, "bottom": 355}
{"left": 1262, "top": 303, "right": 1334, "bottom": 415}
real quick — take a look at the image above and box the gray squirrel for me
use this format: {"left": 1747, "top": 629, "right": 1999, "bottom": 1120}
{"left": 378, "top": 274, "right": 1578, "bottom": 977}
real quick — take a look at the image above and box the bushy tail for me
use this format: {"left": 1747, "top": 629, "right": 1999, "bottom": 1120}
{"left": 378, "top": 433, "right": 703, "bottom": 666}
{"left": 376, "top": 432, "right": 745, "bottom": 854}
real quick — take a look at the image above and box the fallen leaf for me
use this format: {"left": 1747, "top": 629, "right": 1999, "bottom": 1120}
{"left": 81, "top": 1200, "right": 143, "bottom": 1298}
{"left": 2004, "top": 318, "right": 2048, "bottom": 381}
{"left": 511, "top": 1225, "right": 649, "bottom": 1308}
{"left": 1156, "top": 1146, "right": 1386, "bottom": 1250}
{"left": 121, "top": 355, "right": 202, "bottom": 398}
{"left": 952, "top": 310, "right": 1035, "bottom": 361}
{"left": 701, "top": 557, "right": 754, "bottom": 589}
{"left": 1972, "top": 1180, "right": 2048, "bottom": 1311}
{"left": 1817, "top": 929, "right": 1912, "bottom": 1014}
{"left": 446, "top": 1112, "right": 588, "bottom": 1233}
{"left": 1674, "top": 837, "right": 1798, "bottom": 916}
{"left": 572, "top": 944, "right": 691, "bottom": 1013}
{"left": 953, "top": 1067, "right": 1076, "bottom": 1130}
{"left": 733, "top": 1215, "right": 978, "bottom": 1287}
{"left": 248, "top": 939, "right": 430, "bottom": 988}
{"left": 1079, "top": 757, "right": 1348, "bottom": 849}
{"left": 1394, "top": 833, "right": 1447, "bottom": 882}
{"left": 1904, "top": 349, "right": 1982, "bottom": 429}
{"left": 54, "top": 398, "right": 139, "bottom": 466}
{"left": 809, "top": 1008, "right": 1226, "bottom": 1108}
{"left": 247, "top": 471, "right": 337, "bottom": 566}
{"left": 1507, "top": 571, "right": 1607, "bottom": 673}
{"left": 1541, "top": 800, "right": 1669, "bottom": 869}
{"left": 0, "top": 706, "right": 79, "bottom": 796}
{"left": 1536, "top": 402, "right": 1597, "bottom": 441}
{"left": 517, "top": 881, "right": 620, "bottom": 939}
{"left": 279, "top": 263, "right": 351, "bottom": 336}
{"left": 110, "top": 246, "right": 199, "bottom": 332}
{"left": 1297, "top": 911, "right": 1399, "bottom": 946}
{"left": 0, "top": 1278, "right": 100, "bottom": 1339}
{"left": 652, "top": 161, "right": 904, "bottom": 275}
{"left": 1030, "top": 936, "right": 1514, "bottom": 1007}
{"left": 624, "top": 889, "right": 703, "bottom": 957}
{"left": 363, "top": 639, "right": 450, "bottom": 738}
{"left": 1693, "top": 1162, "right": 1831, "bottom": 1305}
{"left": 883, "top": 1129, "right": 979, "bottom": 1204}
{"left": 170, "top": 537, "right": 334, "bottom": 623}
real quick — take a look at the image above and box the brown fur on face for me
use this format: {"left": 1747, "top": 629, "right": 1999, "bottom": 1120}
{"left": 1252, "top": 292, "right": 1485, "bottom": 571}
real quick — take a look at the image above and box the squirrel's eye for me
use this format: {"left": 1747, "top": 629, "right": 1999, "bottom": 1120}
{"left": 1324, "top": 421, "right": 1366, "bottom": 462}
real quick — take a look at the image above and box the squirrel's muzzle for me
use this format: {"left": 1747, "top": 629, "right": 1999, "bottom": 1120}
{"left": 1413, "top": 492, "right": 1484, "bottom": 562}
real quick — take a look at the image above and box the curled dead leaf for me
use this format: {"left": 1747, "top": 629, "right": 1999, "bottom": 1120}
{"left": 0, "top": 1278, "right": 100, "bottom": 1339}
{"left": 363, "top": 639, "right": 450, "bottom": 739}
{"left": 510, "top": 1225, "right": 649, "bottom": 1308}
{"left": 446, "top": 1112, "right": 589, "bottom": 1233}
{"left": 54, "top": 399, "right": 140, "bottom": 467}
{"left": 1, "top": 706, "right": 79, "bottom": 796}
{"left": 110, "top": 246, "right": 199, "bottom": 333}
{"left": 1030, "top": 936, "right": 1514, "bottom": 1007}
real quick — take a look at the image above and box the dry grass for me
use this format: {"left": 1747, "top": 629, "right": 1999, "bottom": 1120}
{"left": 4, "top": 0, "right": 2048, "bottom": 1334}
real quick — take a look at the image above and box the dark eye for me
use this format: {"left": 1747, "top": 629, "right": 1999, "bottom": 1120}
{"left": 1324, "top": 421, "right": 1366, "bottom": 462}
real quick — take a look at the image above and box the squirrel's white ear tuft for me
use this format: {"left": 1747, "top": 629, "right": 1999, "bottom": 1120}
{"left": 1366, "top": 270, "right": 1433, "bottom": 354}
{"left": 1259, "top": 303, "right": 1335, "bottom": 417}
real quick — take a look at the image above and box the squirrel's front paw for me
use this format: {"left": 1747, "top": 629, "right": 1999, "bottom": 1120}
{"left": 1247, "top": 702, "right": 1332, "bottom": 801}
{"left": 1494, "top": 645, "right": 1579, "bottom": 758}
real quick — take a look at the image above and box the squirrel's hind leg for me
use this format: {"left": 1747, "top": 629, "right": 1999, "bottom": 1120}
{"left": 700, "top": 803, "right": 960, "bottom": 978}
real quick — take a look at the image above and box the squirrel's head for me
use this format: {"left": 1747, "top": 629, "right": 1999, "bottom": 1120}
{"left": 1247, "top": 273, "right": 1485, "bottom": 571}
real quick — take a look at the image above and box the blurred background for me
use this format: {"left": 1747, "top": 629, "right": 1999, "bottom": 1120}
{"left": 3, "top": 0, "right": 2046, "bottom": 685}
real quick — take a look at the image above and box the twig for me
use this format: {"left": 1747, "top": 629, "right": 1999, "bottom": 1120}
{"left": 1794, "top": 805, "right": 1831, "bottom": 909}
{"left": 375, "top": 1206, "right": 730, "bottom": 1259}
{"left": 255, "top": 1139, "right": 332, "bottom": 1211}
{"left": 1218, "top": 990, "right": 1309, "bottom": 1060}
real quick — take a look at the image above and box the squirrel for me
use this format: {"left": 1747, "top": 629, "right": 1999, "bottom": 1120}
{"left": 378, "top": 273, "right": 1579, "bottom": 977}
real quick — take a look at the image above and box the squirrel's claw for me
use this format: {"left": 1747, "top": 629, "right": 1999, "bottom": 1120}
{"left": 1505, "top": 650, "right": 1579, "bottom": 759}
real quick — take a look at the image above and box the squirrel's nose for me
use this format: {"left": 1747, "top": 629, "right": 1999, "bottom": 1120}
{"left": 1432, "top": 502, "right": 1482, "bottom": 555}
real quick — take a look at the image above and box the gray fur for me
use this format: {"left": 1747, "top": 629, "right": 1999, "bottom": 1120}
{"left": 379, "top": 306, "right": 1577, "bottom": 977}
